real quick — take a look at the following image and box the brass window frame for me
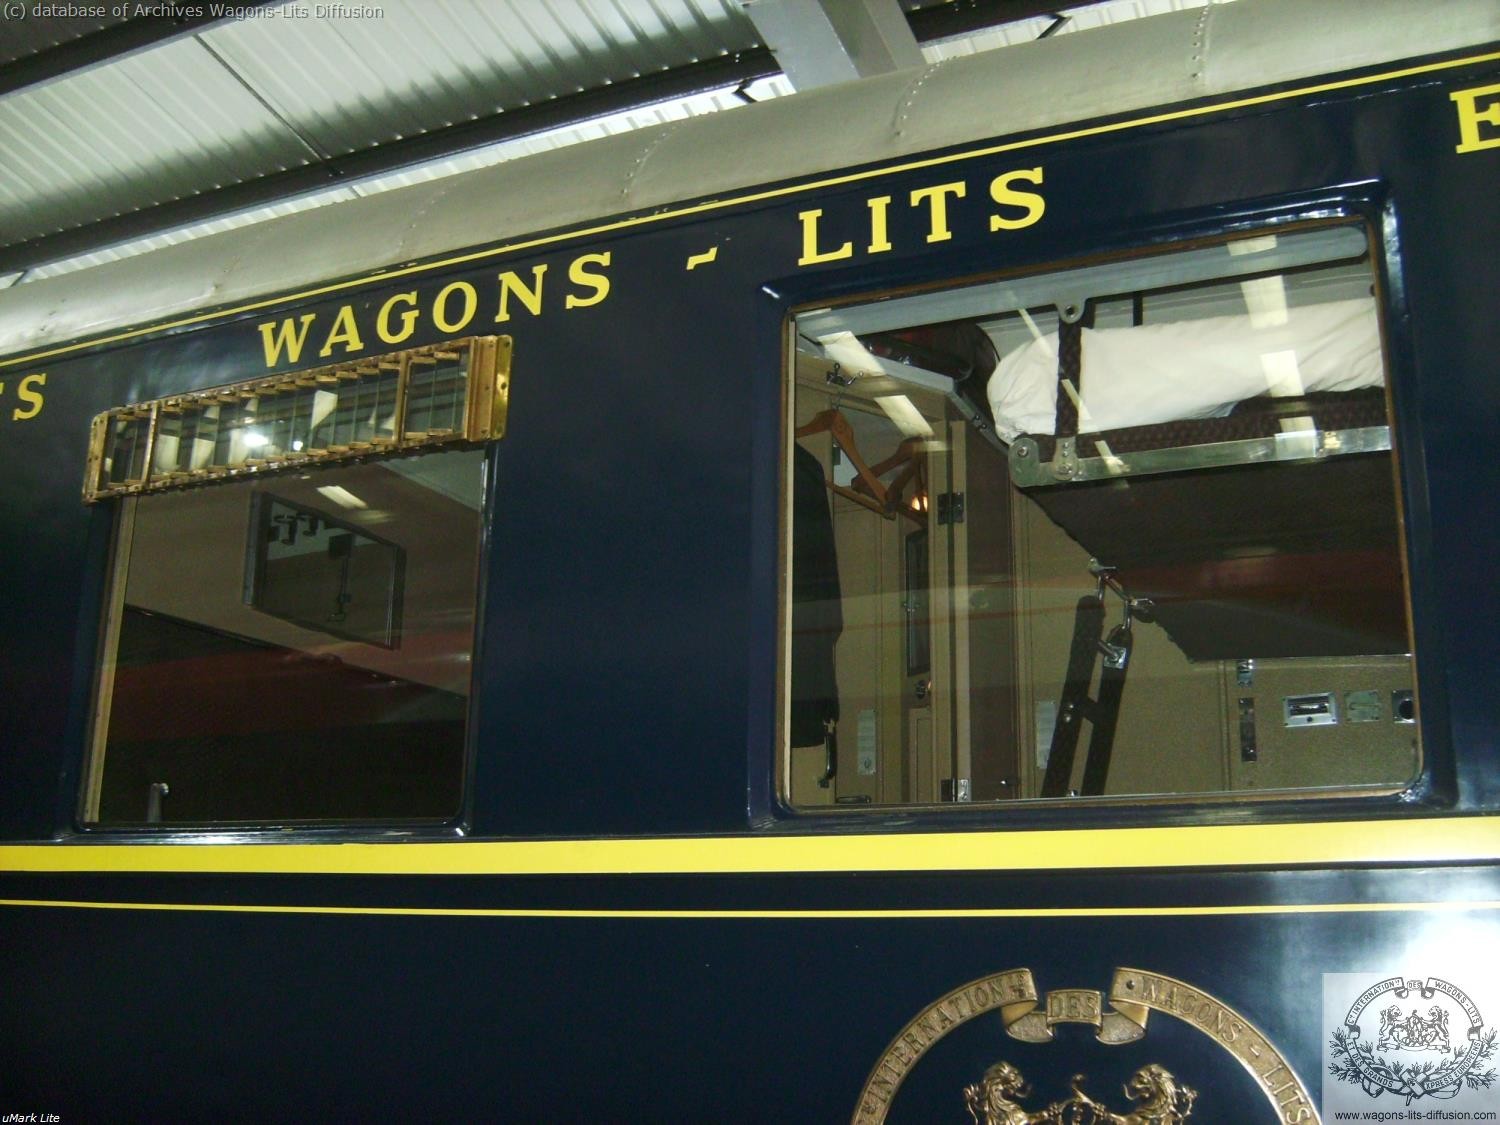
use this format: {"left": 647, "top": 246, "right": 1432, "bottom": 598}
{"left": 84, "top": 335, "right": 510, "bottom": 502}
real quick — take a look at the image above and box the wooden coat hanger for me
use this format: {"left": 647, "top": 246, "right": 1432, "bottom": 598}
{"left": 795, "top": 409, "right": 892, "bottom": 518}
{"left": 796, "top": 411, "right": 928, "bottom": 525}
{"left": 867, "top": 438, "right": 928, "bottom": 526}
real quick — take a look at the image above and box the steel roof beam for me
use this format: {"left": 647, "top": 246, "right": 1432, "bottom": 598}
{"left": 0, "top": 9, "right": 280, "bottom": 100}
{"left": 905, "top": 1, "right": 1089, "bottom": 43}
{"left": 742, "top": 0, "right": 924, "bottom": 90}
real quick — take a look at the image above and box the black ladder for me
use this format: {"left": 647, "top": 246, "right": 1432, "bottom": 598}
{"left": 1041, "top": 562, "right": 1149, "bottom": 798}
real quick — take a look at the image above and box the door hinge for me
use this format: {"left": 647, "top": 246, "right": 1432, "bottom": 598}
{"left": 937, "top": 491, "right": 965, "bottom": 525}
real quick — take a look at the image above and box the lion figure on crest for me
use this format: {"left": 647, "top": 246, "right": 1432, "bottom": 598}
{"left": 1377, "top": 1004, "right": 1407, "bottom": 1049}
{"left": 964, "top": 1060, "right": 1045, "bottom": 1125}
{"left": 1065, "top": 1065, "right": 1198, "bottom": 1124}
{"left": 964, "top": 1062, "right": 1196, "bottom": 1124}
{"left": 1422, "top": 1005, "right": 1453, "bottom": 1052}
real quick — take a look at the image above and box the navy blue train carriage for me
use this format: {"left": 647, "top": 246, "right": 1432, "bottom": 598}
{"left": 2, "top": 1, "right": 1499, "bottom": 1120}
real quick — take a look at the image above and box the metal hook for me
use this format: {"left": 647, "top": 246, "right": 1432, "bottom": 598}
{"left": 1087, "top": 558, "right": 1153, "bottom": 628}
{"left": 825, "top": 362, "right": 855, "bottom": 410}
{"left": 1090, "top": 558, "right": 1116, "bottom": 603}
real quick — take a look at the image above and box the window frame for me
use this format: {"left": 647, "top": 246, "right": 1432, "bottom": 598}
{"left": 76, "top": 335, "right": 508, "bottom": 833}
{"left": 776, "top": 211, "right": 1431, "bottom": 821}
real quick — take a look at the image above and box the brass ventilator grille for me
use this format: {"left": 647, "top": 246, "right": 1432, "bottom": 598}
{"left": 84, "top": 335, "right": 510, "bottom": 502}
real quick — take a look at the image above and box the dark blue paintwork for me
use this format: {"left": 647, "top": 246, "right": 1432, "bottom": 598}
{"left": 1, "top": 50, "right": 1498, "bottom": 1123}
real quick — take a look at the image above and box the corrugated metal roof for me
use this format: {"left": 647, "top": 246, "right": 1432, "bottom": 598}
{"left": 198, "top": 1, "right": 757, "bottom": 154}
{"left": 0, "top": 37, "right": 308, "bottom": 238}
{"left": 4, "top": 0, "right": 1493, "bottom": 360}
{"left": 1, "top": 1, "right": 759, "bottom": 245}
{"left": 0, "top": 0, "right": 1228, "bottom": 285}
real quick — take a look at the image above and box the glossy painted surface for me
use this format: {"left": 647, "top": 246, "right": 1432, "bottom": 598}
{"left": 1, "top": 50, "right": 1499, "bottom": 1122}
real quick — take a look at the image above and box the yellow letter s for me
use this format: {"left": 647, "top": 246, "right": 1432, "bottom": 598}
{"left": 989, "top": 167, "right": 1046, "bottom": 232}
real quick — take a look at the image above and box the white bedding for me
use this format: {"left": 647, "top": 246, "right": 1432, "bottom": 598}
{"left": 984, "top": 298, "right": 1384, "bottom": 443}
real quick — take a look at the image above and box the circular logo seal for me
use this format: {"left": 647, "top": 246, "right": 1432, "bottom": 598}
{"left": 1330, "top": 975, "right": 1499, "bottom": 1103}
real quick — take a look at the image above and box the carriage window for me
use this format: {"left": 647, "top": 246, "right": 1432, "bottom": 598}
{"left": 80, "top": 337, "right": 506, "bottom": 827}
{"left": 784, "top": 224, "right": 1420, "bottom": 809}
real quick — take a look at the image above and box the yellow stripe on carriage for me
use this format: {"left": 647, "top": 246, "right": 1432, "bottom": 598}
{"left": 0, "top": 816, "right": 1497, "bottom": 877}
{"left": 2, "top": 898, "right": 1499, "bottom": 919}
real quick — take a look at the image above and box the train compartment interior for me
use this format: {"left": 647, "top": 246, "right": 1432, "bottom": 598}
{"left": 786, "top": 221, "right": 1420, "bottom": 809}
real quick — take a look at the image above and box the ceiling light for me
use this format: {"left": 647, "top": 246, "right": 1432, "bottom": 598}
{"left": 876, "top": 395, "right": 935, "bottom": 439}
{"left": 315, "top": 485, "right": 367, "bottom": 510}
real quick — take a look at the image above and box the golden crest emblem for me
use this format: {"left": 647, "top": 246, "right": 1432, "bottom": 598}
{"left": 963, "top": 1061, "right": 1196, "bottom": 1124}
{"left": 853, "top": 968, "right": 1318, "bottom": 1124}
